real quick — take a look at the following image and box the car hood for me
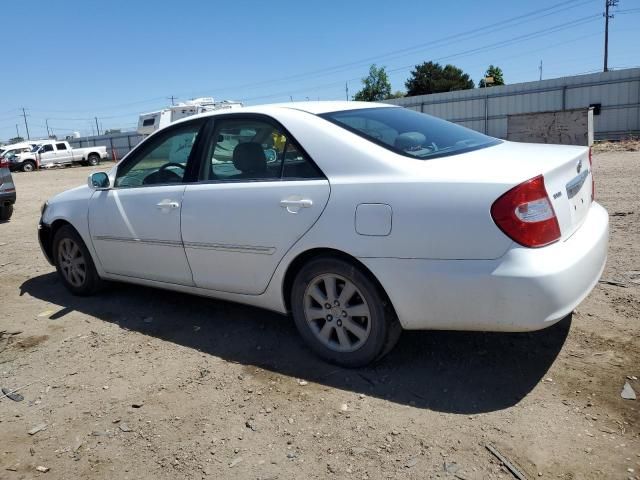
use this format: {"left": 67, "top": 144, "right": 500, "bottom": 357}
{"left": 49, "top": 184, "right": 93, "bottom": 204}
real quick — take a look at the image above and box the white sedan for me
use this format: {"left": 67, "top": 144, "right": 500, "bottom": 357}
{"left": 38, "top": 101, "right": 609, "bottom": 367}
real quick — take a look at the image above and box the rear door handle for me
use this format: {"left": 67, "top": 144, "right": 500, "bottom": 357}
{"left": 280, "top": 199, "right": 313, "bottom": 208}
{"left": 156, "top": 200, "right": 180, "bottom": 209}
{"left": 280, "top": 198, "right": 313, "bottom": 214}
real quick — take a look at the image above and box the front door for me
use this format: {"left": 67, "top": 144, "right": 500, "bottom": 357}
{"left": 88, "top": 120, "right": 204, "bottom": 285}
{"left": 181, "top": 115, "right": 330, "bottom": 295}
{"left": 38, "top": 144, "right": 57, "bottom": 166}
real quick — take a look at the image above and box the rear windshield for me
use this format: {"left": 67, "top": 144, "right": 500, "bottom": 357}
{"left": 320, "top": 107, "right": 500, "bottom": 160}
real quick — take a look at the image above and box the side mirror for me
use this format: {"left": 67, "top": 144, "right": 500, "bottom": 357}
{"left": 88, "top": 172, "right": 110, "bottom": 190}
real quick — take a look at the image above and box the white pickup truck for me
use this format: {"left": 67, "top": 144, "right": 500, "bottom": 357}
{"left": 12, "top": 141, "right": 108, "bottom": 172}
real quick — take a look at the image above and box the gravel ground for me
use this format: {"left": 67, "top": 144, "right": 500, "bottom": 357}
{"left": 0, "top": 153, "right": 638, "bottom": 479}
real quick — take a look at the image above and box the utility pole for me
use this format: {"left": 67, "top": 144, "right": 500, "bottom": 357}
{"left": 604, "top": 0, "right": 619, "bottom": 72}
{"left": 538, "top": 60, "right": 543, "bottom": 81}
{"left": 45, "top": 119, "right": 51, "bottom": 137}
{"left": 21, "top": 108, "right": 30, "bottom": 140}
{"left": 345, "top": 82, "right": 349, "bottom": 101}
{"left": 94, "top": 117, "right": 100, "bottom": 136}
{"left": 167, "top": 95, "right": 177, "bottom": 105}
{"left": 15, "top": 124, "right": 20, "bottom": 139}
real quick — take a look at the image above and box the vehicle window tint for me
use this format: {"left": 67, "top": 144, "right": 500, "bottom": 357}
{"left": 321, "top": 107, "right": 501, "bottom": 160}
{"left": 115, "top": 124, "right": 200, "bottom": 188}
{"left": 42, "top": 144, "right": 54, "bottom": 152}
{"left": 201, "top": 119, "right": 284, "bottom": 181}
{"left": 282, "top": 143, "right": 324, "bottom": 179}
{"left": 56, "top": 143, "right": 67, "bottom": 150}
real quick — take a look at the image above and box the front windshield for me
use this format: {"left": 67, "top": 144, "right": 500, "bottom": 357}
{"left": 320, "top": 107, "right": 500, "bottom": 160}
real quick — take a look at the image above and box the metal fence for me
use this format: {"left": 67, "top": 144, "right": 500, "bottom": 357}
{"left": 68, "top": 131, "right": 144, "bottom": 161}
{"left": 384, "top": 67, "right": 640, "bottom": 141}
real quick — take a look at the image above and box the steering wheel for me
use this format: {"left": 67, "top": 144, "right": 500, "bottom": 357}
{"left": 142, "top": 162, "right": 186, "bottom": 185}
{"left": 159, "top": 162, "right": 186, "bottom": 173}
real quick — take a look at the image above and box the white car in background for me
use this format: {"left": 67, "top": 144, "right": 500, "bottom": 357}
{"left": 38, "top": 102, "right": 608, "bottom": 366}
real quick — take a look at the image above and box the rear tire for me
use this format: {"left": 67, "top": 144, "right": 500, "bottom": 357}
{"left": 87, "top": 154, "right": 100, "bottom": 166}
{"left": 0, "top": 204, "right": 13, "bottom": 221}
{"left": 53, "top": 225, "right": 103, "bottom": 295}
{"left": 291, "top": 257, "right": 401, "bottom": 367}
{"left": 22, "top": 160, "right": 36, "bottom": 172}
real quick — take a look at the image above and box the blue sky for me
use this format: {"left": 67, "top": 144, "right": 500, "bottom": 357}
{"left": 0, "top": 0, "right": 638, "bottom": 140}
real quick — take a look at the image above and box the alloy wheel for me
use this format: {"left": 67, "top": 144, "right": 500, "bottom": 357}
{"left": 303, "top": 274, "right": 372, "bottom": 352}
{"left": 57, "top": 238, "right": 87, "bottom": 287}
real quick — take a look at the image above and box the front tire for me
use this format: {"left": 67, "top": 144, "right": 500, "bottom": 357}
{"left": 22, "top": 161, "right": 36, "bottom": 172}
{"left": 53, "top": 225, "right": 102, "bottom": 295}
{"left": 291, "top": 257, "right": 401, "bottom": 367}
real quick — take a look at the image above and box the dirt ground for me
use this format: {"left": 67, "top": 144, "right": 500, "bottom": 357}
{"left": 0, "top": 153, "right": 638, "bottom": 480}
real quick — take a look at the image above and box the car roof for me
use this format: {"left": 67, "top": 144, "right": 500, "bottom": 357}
{"left": 173, "top": 101, "right": 397, "bottom": 126}
{"left": 259, "top": 100, "right": 397, "bottom": 115}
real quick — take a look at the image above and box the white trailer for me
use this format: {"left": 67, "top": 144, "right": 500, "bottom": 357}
{"left": 137, "top": 97, "right": 243, "bottom": 135}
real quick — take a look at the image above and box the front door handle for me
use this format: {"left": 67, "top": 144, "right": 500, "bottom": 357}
{"left": 156, "top": 200, "right": 180, "bottom": 209}
{"left": 280, "top": 198, "right": 313, "bottom": 214}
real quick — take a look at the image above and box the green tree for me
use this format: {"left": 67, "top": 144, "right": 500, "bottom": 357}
{"left": 405, "top": 61, "right": 474, "bottom": 96}
{"left": 479, "top": 65, "right": 505, "bottom": 87}
{"left": 353, "top": 64, "right": 392, "bottom": 101}
{"left": 7, "top": 136, "right": 24, "bottom": 144}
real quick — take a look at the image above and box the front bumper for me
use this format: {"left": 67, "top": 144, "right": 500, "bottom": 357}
{"left": 360, "top": 202, "right": 609, "bottom": 332}
{"left": 38, "top": 221, "right": 54, "bottom": 265}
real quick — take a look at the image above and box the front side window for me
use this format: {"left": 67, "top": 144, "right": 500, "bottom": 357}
{"left": 115, "top": 123, "right": 200, "bottom": 188}
{"left": 42, "top": 144, "right": 54, "bottom": 153}
{"left": 200, "top": 118, "right": 322, "bottom": 181}
{"left": 321, "top": 107, "right": 500, "bottom": 160}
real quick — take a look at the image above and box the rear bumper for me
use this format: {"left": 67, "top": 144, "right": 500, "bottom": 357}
{"left": 360, "top": 202, "right": 609, "bottom": 332}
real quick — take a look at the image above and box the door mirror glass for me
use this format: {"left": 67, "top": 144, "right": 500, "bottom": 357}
{"left": 88, "top": 172, "right": 110, "bottom": 190}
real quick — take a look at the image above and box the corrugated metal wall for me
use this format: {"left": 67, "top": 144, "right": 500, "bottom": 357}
{"left": 385, "top": 68, "right": 640, "bottom": 140}
{"left": 68, "top": 132, "right": 144, "bottom": 160}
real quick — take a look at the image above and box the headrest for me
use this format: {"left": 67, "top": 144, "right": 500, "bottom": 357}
{"left": 394, "top": 131, "right": 426, "bottom": 151}
{"left": 232, "top": 142, "right": 267, "bottom": 173}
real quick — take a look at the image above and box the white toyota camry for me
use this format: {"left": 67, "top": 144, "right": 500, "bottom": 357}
{"left": 38, "top": 101, "right": 609, "bottom": 366}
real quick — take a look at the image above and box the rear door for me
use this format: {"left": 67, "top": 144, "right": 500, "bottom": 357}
{"left": 181, "top": 114, "right": 330, "bottom": 295}
{"left": 54, "top": 142, "right": 73, "bottom": 163}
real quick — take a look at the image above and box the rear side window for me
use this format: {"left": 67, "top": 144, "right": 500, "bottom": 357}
{"left": 200, "top": 117, "right": 323, "bottom": 182}
{"left": 320, "top": 107, "right": 500, "bottom": 160}
{"left": 56, "top": 143, "right": 67, "bottom": 150}
{"left": 142, "top": 118, "right": 155, "bottom": 127}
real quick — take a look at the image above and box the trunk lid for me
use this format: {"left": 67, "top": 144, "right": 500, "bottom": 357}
{"left": 401, "top": 140, "right": 594, "bottom": 242}
{"left": 542, "top": 147, "right": 593, "bottom": 240}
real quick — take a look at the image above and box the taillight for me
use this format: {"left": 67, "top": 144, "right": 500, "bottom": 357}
{"left": 589, "top": 147, "right": 594, "bottom": 201}
{"left": 491, "top": 175, "right": 561, "bottom": 248}
{"left": 0, "top": 157, "right": 7, "bottom": 169}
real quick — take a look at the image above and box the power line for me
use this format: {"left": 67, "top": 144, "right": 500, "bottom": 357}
{"left": 240, "top": 14, "right": 601, "bottom": 103}
{"left": 1, "top": 0, "right": 596, "bottom": 118}
{"left": 176, "top": 0, "right": 599, "bottom": 100}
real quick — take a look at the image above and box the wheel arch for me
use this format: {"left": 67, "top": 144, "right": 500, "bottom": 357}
{"left": 281, "top": 248, "right": 397, "bottom": 317}
{"left": 42, "top": 219, "right": 85, "bottom": 264}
